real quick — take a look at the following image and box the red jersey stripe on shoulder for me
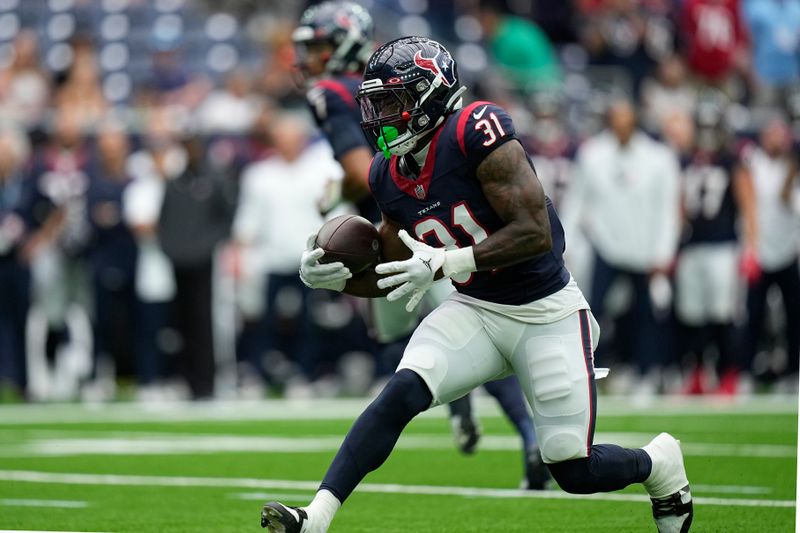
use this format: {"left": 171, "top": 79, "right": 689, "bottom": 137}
{"left": 316, "top": 79, "right": 356, "bottom": 108}
{"left": 457, "top": 100, "right": 494, "bottom": 156}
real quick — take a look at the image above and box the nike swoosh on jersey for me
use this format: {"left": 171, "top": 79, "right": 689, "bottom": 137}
{"left": 472, "top": 105, "right": 488, "bottom": 120}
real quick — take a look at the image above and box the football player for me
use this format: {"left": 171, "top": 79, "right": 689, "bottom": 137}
{"left": 673, "top": 95, "right": 756, "bottom": 395}
{"left": 292, "top": 1, "right": 549, "bottom": 488}
{"left": 264, "top": 36, "right": 693, "bottom": 533}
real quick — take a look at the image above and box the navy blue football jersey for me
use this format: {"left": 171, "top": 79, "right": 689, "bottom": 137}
{"left": 681, "top": 150, "right": 737, "bottom": 244}
{"left": 368, "top": 101, "right": 570, "bottom": 306}
{"left": 306, "top": 74, "right": 380, "bottom": 223}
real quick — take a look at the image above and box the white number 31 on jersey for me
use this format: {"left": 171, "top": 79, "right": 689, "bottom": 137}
{"left": 475, "top": 113, "right": 507, "bottom": 147}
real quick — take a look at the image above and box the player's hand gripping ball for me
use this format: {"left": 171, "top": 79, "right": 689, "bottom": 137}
{"left": 376, "top": 230, "right": 446, "bottom": 312}
{"left": 300, "top": 215, "right": 382, "bottom": 292}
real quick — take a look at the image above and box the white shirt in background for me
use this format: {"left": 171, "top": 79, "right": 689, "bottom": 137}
{"left": 233, "top": 140, "right": 343, "bottom": 275}
{"left": 746, "top": 147, "right": 800, "bottom": 271}
{"left": 564, "top": 131, "right": 681, "bottom": 272}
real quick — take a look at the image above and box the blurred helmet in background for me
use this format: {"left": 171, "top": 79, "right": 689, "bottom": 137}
{"left": 292, "top": 1, "right": 374, "bottom": 79}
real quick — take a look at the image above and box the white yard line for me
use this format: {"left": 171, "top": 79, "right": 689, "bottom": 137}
{"left": 0, "top": 433, "right": 793, "bottom": 459}
{"left": 0, "top": 396, "right": 794, "bottom": 425}
{"left": 0, "top": 498, "right": 88, "bottom": 508}
{"left": 0, "top": 470, "right": 793, "bottom": 509}
{"left": 229, "top": 492, "right": 313, "bottom": 501}
{"left": 0, "top": 531, "right": 112, "bottom": 533}
{"left": 691, "top": 484, "right": 772, "bottom": 495}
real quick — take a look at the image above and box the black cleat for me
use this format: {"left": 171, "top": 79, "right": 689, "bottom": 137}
{"left": 451, "top": 414, "right": 481, "bottom": 455}
{"left": 521, "top": 446, "right": 551, "bottom": 490}
{"left": 651, "top": 485, "right": 693, "bottom": 533}
{"left": 261, "top": 502, "right": 307, "bottom": 533}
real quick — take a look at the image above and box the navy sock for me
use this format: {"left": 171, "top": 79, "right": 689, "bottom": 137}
{"left": 319, "top": 369, "right": 432, "bottom": 502}
{"left": 483, "top": 376, "right": 537, "bottom": 450}
{"left": 547, "top": 444, "right": 653, "bottom": 494}
{"left": 446, "top": 393, "right": 473, "bottom": 420}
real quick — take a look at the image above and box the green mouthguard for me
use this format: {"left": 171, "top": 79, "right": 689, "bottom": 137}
{"left": 377, "top": 126, "right": 399, "bottom": 160}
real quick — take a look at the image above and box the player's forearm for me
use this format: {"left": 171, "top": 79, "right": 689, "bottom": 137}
{"left": 734, "top": 167, "right": 758, "bottom": 250}
{"left": 339, "top": 148, "right": 373, "bottom": 203}
{"left": 472, "top": 219, "right": 552, "bottom": 270}
{"left": 341, "top": 175, "right": 371, "bottom": 203}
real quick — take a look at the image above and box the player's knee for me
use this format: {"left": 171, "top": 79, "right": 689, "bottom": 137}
{"left": 539, "top": 427, "right": 586, "bottom": 463}
{"left": 531, "top": 371, "right": 587, "bottom": 463}
{"left": 529, "top": 342, "right": 590, "bottom": 463}
{"left": 547, "top": 459, "right": 593, "bottom": 494}
{"left": 372, "top": 369, "right": 432, "bottom": 423}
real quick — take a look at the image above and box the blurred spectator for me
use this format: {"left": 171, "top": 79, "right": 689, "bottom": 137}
{"left": 525, "top": 92, "right": 575, "bottom": 209}
{"left": 25, "top": 107, "right": 93, "bottom": 401}
{"left": 197, "top": 70, "right": 262, "bottom": 134}
{"left": 680, "top": 0, "right": 749, "bottom": 91}
{"left": 0, "top": 123, "right": 32, "bottom": 395}
{"left": 158, "top": 133, "right": 236, "bottom": 400}
{"left": 640, "top": 55, "right": 696, "bottom": 133}
{"left": 742, "top": 0, "right": 800, "bottom": 105}
{"left": 563, "top": 99, "right": 681, "bottom": 394}
{"left": 739, "top": 115, "right": 800, "bottom": 391}
{"left": 524, "top": 92, "right": 596, "bottom": 290}
{"left": 0, "top": 30, "right": 50, "bottom": 132}
{"left": 232, "top": 112, "right": 340, "bottom": 391}
{"left": 86, "top": 123, "right": 139, "bottom": 390}
{"left": 478, "top": 0, "right": 562, "bottom": 93}
{"left": 259, "top": 23, "right": 306, "bottom": 108}
{"left": 124, "top": 108, "right": 184, "bottom": 399}
{"left": 581, "top": 0, "right": 674, "bottom": 97}
{"left": 54, "top": 42, "right": 108, "bottom": 131}
{"left": 659, "top": 107, "right": 696, "bottom": 158}
{"left": 672, "top": 100, "right": 756, "bottom": 395}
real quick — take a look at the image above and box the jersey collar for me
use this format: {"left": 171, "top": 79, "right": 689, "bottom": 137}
{"left": 388, "top": 126, "right": 444, "bottom": 200}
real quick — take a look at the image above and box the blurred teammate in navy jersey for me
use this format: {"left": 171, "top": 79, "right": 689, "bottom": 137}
{"left": 262, "top": 36, "right": 693, "bottom": 533}
{"left": 292, "top": 1, "right": 548, "bottom": 487}
{"left": 673, "top": 97, "right": 757, "bottom": 395}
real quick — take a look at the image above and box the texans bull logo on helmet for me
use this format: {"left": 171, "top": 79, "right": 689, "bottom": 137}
{"left": 413, "top": 50, "right": 456, "bottom": 88}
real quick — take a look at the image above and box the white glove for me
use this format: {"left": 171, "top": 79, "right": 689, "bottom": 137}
{"left": 376, "top": 230, "right": 476, "bottom": 312}
{"left": 299, "top": 234, "right": 352, "bottom": 291}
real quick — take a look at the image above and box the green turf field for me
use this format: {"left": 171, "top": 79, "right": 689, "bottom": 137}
{"left": 0, "top": 395, "right": 796, "bottom": 532}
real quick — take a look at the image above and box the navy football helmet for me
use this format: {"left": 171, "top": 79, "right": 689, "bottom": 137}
{"left": 356, "top": 36, "right": 467, "bottom": 158}
{"left": 292, "top": 1, "right": 373, "bottom": 77}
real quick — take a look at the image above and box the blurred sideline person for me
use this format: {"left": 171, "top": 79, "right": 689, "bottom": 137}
{"left": 0, "top": 123, "right": 33, "bottom": 396}
{"left": 158, "top": 133, "right": 236, "bottom": 400}
{"left": 739, "top": 115, "right": 800, "bottom": 391}
{"left": 672, "top": 97, "right": 757, "bottom": 395}
{"left": 563, "top": 99, "right": 681, "bottom": 396}
{"left": 25, "top": 108, "right": 94, "bottom": 401}
{"left": 123, "top": 108, "right": 184, "bottom": 400}
{"left": 232, "top": 113, "right": 338, "bottom": 388}
{"left": 292, "top": 1, "right": 549, "bottom": 488}
{"left": 262, "top": 36, "right": 692, "bottom": 533}
{"left": 86, "top": 123, "right": 139, "bottom": 392}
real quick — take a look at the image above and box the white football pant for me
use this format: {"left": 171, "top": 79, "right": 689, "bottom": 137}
{"left": 397, "top": 296, "right": 601, "bottom": 464}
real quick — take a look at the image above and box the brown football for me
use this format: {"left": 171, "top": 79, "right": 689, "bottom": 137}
{"left": 315, "top": 214, "right": 381, "bottom": 274}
